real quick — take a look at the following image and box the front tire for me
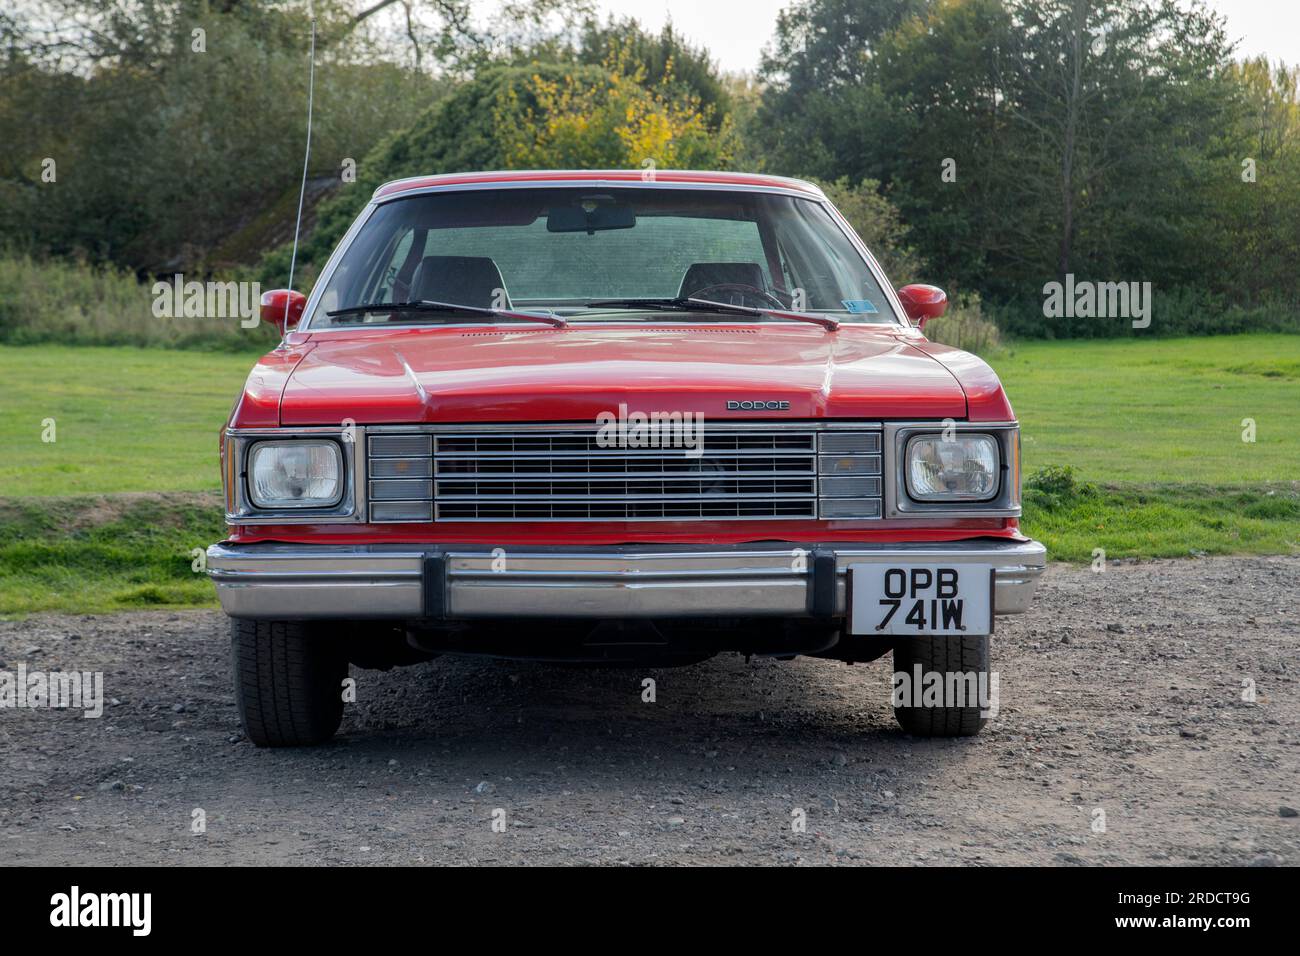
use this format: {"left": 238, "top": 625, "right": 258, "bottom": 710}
{"left": 231, "top": 619, "right": 347, "bottom": 747}
{"left": 891, "top": 633, "right": 991, "bottom": 737}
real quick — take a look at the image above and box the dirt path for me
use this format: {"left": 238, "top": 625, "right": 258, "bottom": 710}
{"left": 2, "top": 555, "right": 1297, "bottom": 866}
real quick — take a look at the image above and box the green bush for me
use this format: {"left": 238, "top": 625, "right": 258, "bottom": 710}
{"left": 1026, "top": 464, "right": 1093, "bottom": 496}
{"left": 987, "top": 287, "right": 1300, "bottom": 340}
{"left": 1023, "top": 465, "right": 1098, "bottom": 511}
{"left": 922, "top": 294, "right": 1003, "bottom": 356}
{"left": 0, "top": 254, "right": 277, "bottom": 350}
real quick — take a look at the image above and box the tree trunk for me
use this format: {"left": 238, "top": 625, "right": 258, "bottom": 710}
{"left": 1058, "top": 1, "right": 1086, "bottom": 279}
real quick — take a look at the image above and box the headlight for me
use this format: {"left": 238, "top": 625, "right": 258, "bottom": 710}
{"left": 906, "top": 434, "right": 999, "bottom": 501}
{"left": 248, "top": 441, "right": 343, "bottom": 508}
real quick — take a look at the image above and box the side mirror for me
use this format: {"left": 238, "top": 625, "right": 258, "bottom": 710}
{"left": 896, "top": 284, "right": 947, "bottom": 330}
{"left": 261, "top": 289, "right": 307, "bottom": 334}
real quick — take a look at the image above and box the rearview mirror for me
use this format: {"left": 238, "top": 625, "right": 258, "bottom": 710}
{"left": 261, "top": 289, "right": 307, "bottom": 334}
{"left": 896, "top": 284, "right": 948, "bottom": 330}
{"left": 547, "top": 200, "right": 636, "bottom": 234}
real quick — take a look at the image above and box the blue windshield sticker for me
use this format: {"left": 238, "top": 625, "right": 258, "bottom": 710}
{"left": 841, "top": 299, "right": 879, "bottom": 314}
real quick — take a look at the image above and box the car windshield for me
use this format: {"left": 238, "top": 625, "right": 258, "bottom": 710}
{"left": 306, "top": 186, "right": 900, "bottom": 328}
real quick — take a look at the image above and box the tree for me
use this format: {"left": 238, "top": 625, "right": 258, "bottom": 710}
{"left": 571, "top": 16, "right": 731, "bottom": 123}
{"left": 754, "top": 0, "right": 929, "bottom": 180}
{"left": 1208, "top": 58, "right": 1300, "bottom": 303}
{"left": 326, "top": 0, "right": 595, "bottom": 74}
{"left": 256, "top": 59, "right": 736, "bottom": 284}
{"left": 813, "top": 178, "right": 926, "bottom": 284}
{"left": 0, "top": 0, "right": 607, "bottom": 272}
{"left": 872, "top": 0, "right": 1019, "bottom": 290}
{"left": 1001, "top": 0, "right": 1237, "bottom": 283}
{"left": 495, "top": 51, "right": 734, "bottom": 171}
{"left": 755, "top": 0, "right": 1246, "bottom": 303}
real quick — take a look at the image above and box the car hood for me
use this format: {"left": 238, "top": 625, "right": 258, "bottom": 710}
{"left": 274, "top": 324, "right": 976, "bottom": 425}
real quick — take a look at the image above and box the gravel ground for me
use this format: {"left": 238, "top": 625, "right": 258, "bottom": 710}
{"left": 2, "top": 555, "right": 1297, "bottom": 866}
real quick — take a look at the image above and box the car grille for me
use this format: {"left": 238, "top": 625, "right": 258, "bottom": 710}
{"left": 366, "top": 427, "right": 882, "bottom": 522}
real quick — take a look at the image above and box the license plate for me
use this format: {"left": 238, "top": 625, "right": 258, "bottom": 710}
{"left": 848, "top": 563, "right": 993, "bottom": 636}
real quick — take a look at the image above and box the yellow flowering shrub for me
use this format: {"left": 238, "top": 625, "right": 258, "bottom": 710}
{"left": 494, "top": 50, "right": 734, "bottom": 171}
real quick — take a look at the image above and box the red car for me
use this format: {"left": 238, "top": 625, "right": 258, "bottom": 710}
{"left": 208, "top": 170, "right": 1045, "bottom": 746}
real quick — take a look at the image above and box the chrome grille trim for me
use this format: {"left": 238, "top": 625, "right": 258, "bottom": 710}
{"left": 435, "top": 428, "right": 817, "bottom": 521}
{"left": 819, "top": 476, "right": 882, "bottom": 498}
{"left": 815, "top": 431, "right": 883, "bottom": 520}
{"left": 363, "top": 424, "right": 885, "bottom": 523}
{"left": 818, "top": 432, "right": 882, "bottom": 455}
{"left": 370, "top": 501, "right": 433, "bottom": 522}
{"left": 435, "top": 458, "right": 815, "bottom": 477}
{"left": 434, "top": 433, "right": 817, "bottom": 456}
{"left": 435, "top": 481, "right": 818, "bottom": 498}
{"left": 370, "top": 435, "right": 432, "bottom": 457}
{"left": 366, "top": 435, "right": 435, "bottom": 524}
{"left": 819, "top": 498, "right": 883, "bottom": 519}
{"left": 436, "top": 500, "right": 819, "bottom": 521}
{"left": 370, "top": 479, "right": 434, "bottom": 500}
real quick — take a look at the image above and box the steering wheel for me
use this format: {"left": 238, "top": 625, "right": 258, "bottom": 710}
{"left": 686, "top": 283, "right": 786, "bottom": 310}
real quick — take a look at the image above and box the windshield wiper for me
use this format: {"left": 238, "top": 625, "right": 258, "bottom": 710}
{"left": 586, "top": 296, "right": 839, "bottom": 331}
{"left": 326, "top": 299, "right": 566, "bottom": 328}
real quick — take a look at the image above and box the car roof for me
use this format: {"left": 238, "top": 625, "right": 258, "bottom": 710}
{"left": 372, "top": 169, "right": 826, "bottom": 201}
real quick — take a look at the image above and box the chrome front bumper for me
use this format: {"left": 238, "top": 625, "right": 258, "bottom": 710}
{"left": 207, "top": 539, "right": 1046, "bottom": 622}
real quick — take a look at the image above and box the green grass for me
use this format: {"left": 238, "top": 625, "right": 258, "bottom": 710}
{"left": 0, "top": 335, "right": 1296, "bottom": 614}
{"left": 0, "top": 344, "right": 259, "bottom": 496}
{"left": 991, "top": 334, "right": 1300, "bottom": 482}
{"left": 1028, "top": 484, "right": 1300, "bottom": 562}
{"left": 1020, "top": 466, "right": 1298, "bottom": 561}
{"left": 0, "top": 494, "right": 228, "bottom": 615}
{"left": 988, "top": 334, "right": 1300, "bottom": 560}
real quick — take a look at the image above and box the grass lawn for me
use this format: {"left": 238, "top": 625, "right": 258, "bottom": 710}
{"left": 0, "top": 344, "right": 260, "bottom": 496}
{"left": 988, "top": 333, "right": 1300, "bottom": 561}
{"left": 0, "top": 494, "right": 227, "bottom": 615}
{"left": 0, "top": 335, "right": 1296, "bottom": 613}
{"left": 993, "top": 334, "right": 1300, "bottom": 482}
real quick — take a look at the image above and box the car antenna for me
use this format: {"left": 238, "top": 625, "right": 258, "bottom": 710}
{"left": 283, "top": 1, "right": 317, "bottom": 332}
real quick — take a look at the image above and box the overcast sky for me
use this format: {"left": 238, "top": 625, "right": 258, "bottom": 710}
{"left": 588, "top": 0, "right": 1300, "bottom": 75}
